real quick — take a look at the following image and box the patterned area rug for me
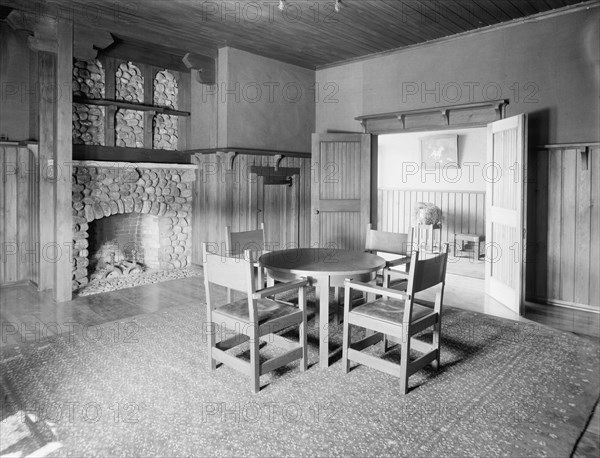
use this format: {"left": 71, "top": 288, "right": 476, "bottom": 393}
{"left": 1, "top": 299, "right": 598, "bottom": 457}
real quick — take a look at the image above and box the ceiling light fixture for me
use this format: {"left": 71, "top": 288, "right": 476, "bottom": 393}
{"left": 334, "top": 0, "right": 342, "bottom": 13}
{"left": 278, "top": 0, "right": 285, "bottom": 11}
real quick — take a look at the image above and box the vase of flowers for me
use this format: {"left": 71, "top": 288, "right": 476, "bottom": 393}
{"left": 413, "top": 202, "right": 442, "bottom": 226}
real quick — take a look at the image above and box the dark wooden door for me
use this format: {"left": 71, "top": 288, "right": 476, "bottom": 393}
{"left": 261, "top": 175, "right": 299, "bottom": 251}
{"left": 311, "top": 133, "right": 372, "bottom": 250}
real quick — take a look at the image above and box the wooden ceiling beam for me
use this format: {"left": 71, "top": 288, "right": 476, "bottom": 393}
{"left": 5, "top": 9, "right": 58, "bottom": 53}
{"left": 97, "top": 36, "right": 192, "bottom": 73}
{"left": 182, "top": 53, "right": 216, "bottom": 85}
{"left": 73, "top": 23, "right": 113, "bottom": 60}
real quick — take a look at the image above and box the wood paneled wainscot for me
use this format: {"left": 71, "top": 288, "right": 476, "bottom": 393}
{"left": 528, "top": 144, "right": 600, "bottom": 308}
{"left": 0, "top": 143, "right": 40, "bottom": 287}
{"left": 525, "top": 143, "right": 599, "bottom": 337}
{"left": 377, "top": 188, "right": 485, "bottom": 244}
{"left": 192, "top": 152, "right": 311, "bottom": 263}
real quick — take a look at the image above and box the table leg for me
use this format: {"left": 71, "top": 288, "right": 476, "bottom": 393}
{"left": 319, "top": 276, "right": 330, "bottom": 368}
{"left": 333, "top": 286, "right": 341, "bottom": 323}
{"left": 257, "top": 266, "right": 264, "bottom": 289}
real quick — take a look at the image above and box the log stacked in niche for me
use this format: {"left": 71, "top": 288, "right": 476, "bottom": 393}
{"left": 73, "top": 59, "right": 105, "bottom": 145}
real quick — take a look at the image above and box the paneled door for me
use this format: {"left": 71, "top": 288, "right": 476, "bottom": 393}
{"left": 261, "top": 176, "right": 299, "bottom": 250}
{"left": 311, "top": 133, "right": 372, "bottom": 250}
{"left": 249, "top": 168, "right": 300, "bottom": 251}
{"left": 485, "top": 114, "right": 527, "bottom": 315}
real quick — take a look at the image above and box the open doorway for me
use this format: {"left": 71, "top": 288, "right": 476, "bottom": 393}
{"left": 376, "top": 127, "right": 487, "bottom": 312}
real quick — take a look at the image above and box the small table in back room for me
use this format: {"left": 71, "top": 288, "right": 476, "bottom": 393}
{"left": 259, "top": 248, "right": 386, "bottom": 368}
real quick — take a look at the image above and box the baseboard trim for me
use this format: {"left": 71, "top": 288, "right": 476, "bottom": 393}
{"left": 524, "top": 301, "right": 600, "bottom": 338}
{"left": 527, "top": 296, "right": 600, "bottom": 313}
{"left": 0, "top": 279, "right": 38, "bottom": 290}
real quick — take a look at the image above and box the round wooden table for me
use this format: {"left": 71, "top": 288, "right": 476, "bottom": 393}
{"left": 259, "top": 248, "right": 386, "bottom": 368}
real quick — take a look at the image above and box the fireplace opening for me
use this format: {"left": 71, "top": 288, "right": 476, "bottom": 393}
{"left": 87, "top": 213, "right": 159, "bottom": 281}
{"left": 72, "top": 162, "right": 196, "bottom": 294}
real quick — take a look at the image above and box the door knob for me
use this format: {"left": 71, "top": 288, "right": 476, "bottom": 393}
{"left": 314, "top": 209, "right": 320, "bottom": 215}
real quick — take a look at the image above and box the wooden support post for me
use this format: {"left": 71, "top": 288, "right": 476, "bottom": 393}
{"left": 102, "top": 56, "right": 116, "bottom": 147}
{"left": 178, "top": 71, "right": 191, "bottom": 150}
{"left": 143, "top": 111, "right": 155, "bottom": 148}
{"left": 38, "top": 52, "right": 56, "bottom": 291}
{"left": 54, "top": 17, "right": 73, "bottom": 302}
{"left": 143, "top": 64, "right": 155, "bottom": 148}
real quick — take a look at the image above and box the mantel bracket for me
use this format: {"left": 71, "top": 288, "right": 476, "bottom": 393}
{"left": 216, "top": 150, "right": 238, "bottom": 170}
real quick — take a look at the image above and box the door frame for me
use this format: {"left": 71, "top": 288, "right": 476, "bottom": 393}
{"left": 361, "top": 108, "right": 527, "bottom": 317}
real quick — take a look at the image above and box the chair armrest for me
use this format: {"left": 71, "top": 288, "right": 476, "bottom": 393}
{"left": 252, "top": 278, "right": 308, "bottom": 299}
{"left": 344, "top": 280, "right": 409, "bottom": 301}
{"left": 385, "top": 256, "right": 410, "bottom": 268}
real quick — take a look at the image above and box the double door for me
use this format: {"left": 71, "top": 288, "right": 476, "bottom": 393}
{"left": 312, "top": 114, "right": 527, "bottom": 317}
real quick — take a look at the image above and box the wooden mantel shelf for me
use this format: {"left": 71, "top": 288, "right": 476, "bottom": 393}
{"left": 73, "top": 96, "right": 190, "bottom": 117}
{"left": 187, "top": 147, "right": 311, "bottom": 158}
{"left": 355, "top": 99, "right": 509, "bottom": 134}
{"left": 72, "top": 145, "right": 311, "bottom": 164}
{"left": 73, "top": 144, "right": 194, "bottom": 164}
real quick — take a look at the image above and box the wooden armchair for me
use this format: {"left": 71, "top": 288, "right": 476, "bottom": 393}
{"left": 225, "top": 223, "right": 268, "bottom": 295}
{"left": 364, "top": 224, "right": 413, "bottom": 289}
{"left": 203, "top": 243, "right": 308, "bottom": 393}
{"left": 342, "top": 244, "right": 449, "bottom": 394}
{"left": 225, "top": 222, "right": 266, "bottom": 256}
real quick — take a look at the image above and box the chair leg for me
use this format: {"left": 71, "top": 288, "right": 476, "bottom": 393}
{"left": 364, "top": 291, "right": 376, "bottom": 338}
{"left": 399, "top": 338, "right": 411, "bottom": 395}
{"left": 207, "top": 322, "right": 217, "bottom": 371}
{"left": 432, "top": 322, "right": 441, "bottom": 370}
{"left": 226, "top": 288, "right": 233, "bottom": 303}
{"left": 342, "top": 322, "right": 351, "bottom": 373}
{"left": 299, "top": 287, "right": 307, "bottom": 372}
{"left": 250, "top": 325, "right": 261, "bottom": 393}
{"left": 342, "top": 291, "right": 351, "bottom": 373}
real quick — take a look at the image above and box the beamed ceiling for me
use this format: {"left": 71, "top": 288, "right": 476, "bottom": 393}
{"left": 0, "top": 0, "right": 592, "bottom": 69}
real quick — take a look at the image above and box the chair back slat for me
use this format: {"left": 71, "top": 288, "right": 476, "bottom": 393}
{"left": 225, "top": 223, "right": 265, "bottom": 255}
{"left": 365, "top": 224, "right": 411, "bottom": 256}
{"left": 203, "top": 245, "right": 252, "bottom": 292}
{"left": 407, "top": 244, "right": 449, "bottom": 294}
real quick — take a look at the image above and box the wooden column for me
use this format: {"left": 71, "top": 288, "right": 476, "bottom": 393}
{"left": 102, "top": 56, "right": 116, "bottom": 147}
{"left": 54, "top": 17, "right": 73, "bottom": 302}
{"left": 143, "top": 64, "right": 155, "bottom": 148}
{"left": 191, "top": 153, "right": 204, "bottom": 265}
{"left": 37, "top": 52, "right": 56, "bottom": 291}
{"left": 177, "top": 71, "right": 190, "bottom": 150}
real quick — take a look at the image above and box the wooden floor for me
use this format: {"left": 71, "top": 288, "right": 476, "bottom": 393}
{"left": 0, "top": 278, "right": 202, "bottom": 347}
{"left": 0, "top": 272, "right": 598, "bottom": 456}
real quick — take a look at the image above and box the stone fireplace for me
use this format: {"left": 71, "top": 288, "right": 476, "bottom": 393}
{"left": 71, "top": 161, "right": 195, "bottom": 291}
